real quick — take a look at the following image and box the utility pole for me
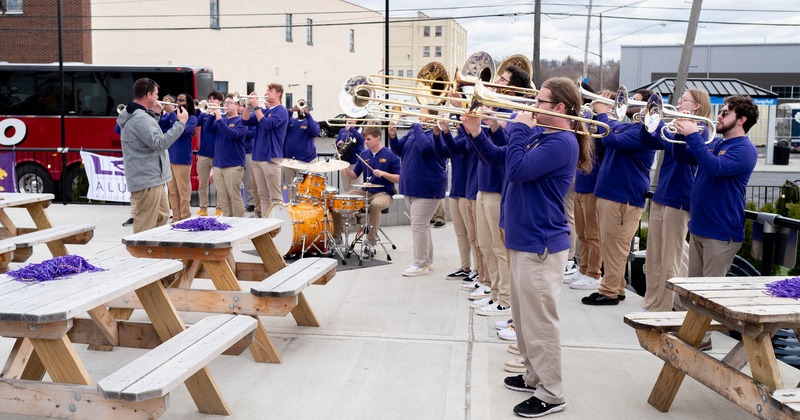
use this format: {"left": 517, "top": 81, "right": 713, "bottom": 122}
{"left": 383, "top": 0, "right": 390, "bottom": 145}
{"left": 672, "top": 0, "right": 703, "bottom": 107}
{"left": 533, "top": 0, "right": 541, "bottom": 88}
{"left": 598, "top": 14, "right": 603, "bottom": 90}
{"left": 582, "top": 0, "right": 593, "bottom": 82}
{"left": 653, "top": 0, "right": 703, "bottom": 188}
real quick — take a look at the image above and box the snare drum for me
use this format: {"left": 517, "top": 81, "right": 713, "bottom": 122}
{"left": 296, "top": 172, "right": 326, "bottom": 202}
{"left": 267, "top": 202, "right": 325, "bottom": 256}
{"left": 324, "top": 186, "right": 339, "bottom": 209}
{"left": 330, "top": 194, "right": 366, "bottom": 213}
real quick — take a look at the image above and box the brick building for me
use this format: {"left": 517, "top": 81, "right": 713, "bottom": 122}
{"left": 0, "top": 0, "right": 92, "bottom": 63}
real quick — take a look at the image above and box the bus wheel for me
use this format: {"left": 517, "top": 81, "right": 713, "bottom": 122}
{"left": 16, "top": 163, "right": 54, "bottom": 195}
{"left": 63, "top": 165, "right": 88, "bottom": 202}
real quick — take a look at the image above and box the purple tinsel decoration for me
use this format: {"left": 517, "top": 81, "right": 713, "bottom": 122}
{"left": 171, "top": 217, "right": 231, "bottom": 232}
{"left": 7, "top": 255, "right": 104, "bottom": 283}
{"left": 765, "top": 277, "right": 800, "bottom": 299}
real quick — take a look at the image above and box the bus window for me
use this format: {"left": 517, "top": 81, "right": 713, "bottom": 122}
{"left": 196, "top": 71, "right": 213, "bottom": 99}
{"left": 72, "top": 72, "right": 110, "bottom": 116}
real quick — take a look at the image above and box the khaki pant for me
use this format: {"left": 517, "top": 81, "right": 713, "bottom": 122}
{"left": 574, "top": 192, "right": 602, "bottom": 279}
{"left": 214, "top": 166, "right": 245, "bottom": 217}
{"left": 405, "top": 196, "right": 440, "bottom": 267}
{"left": 244, "top": 153, "right": 255, "bottom": 208}
{"left": 251, "top": 163, "right": 261, "bottom": 216}
{"left": 333, "top": 191, "right": 392, "bottom": 244}
{"left": 167, "top": 164, "right": 191, "bottom": 221}
{"left": 253, "top": 160, "right": 282, "bottom": 214}
{"left": 642, "top": 203, "right": 689, "bottom": 312}
{"left": 565, "top": 179, "right": 577, "bottom": 260}
{"left": 131, "top": 184, "right": 169, "bottom": 234}
{"left": 196, "top": 155, "right": 213, "bottom": 211}
{"left": 674, "top": 234, "right": 742, "bottom": 313}
{"left": 509, "top": 248, "right": 567, "bottom": 405}
{"left": 597, "top": 197, "right": 643, "bottom": 298}
{"left": 476, "top": 191, "right": 510, "bottom": 307}
{"left": 450, "top": 197, "right": 471, "bottom": 270}
{"left": 431, "top": 200, "right": 446, "bottom": 223}
{"left": 466, "top": 199, "right": 487, "bottom": 286}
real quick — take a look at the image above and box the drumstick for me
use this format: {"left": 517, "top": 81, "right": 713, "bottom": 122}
{"left": 356, "top": 154, "right": 375, "bottom": 172}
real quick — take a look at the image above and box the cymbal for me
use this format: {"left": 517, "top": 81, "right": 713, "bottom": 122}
{"left": 307, "top": 159, "right": 350, "bottom": 172}
{"left": 352, "top": 182, "right": 383, "bottom": 188}
{"left": 272, "top": 158, "right": 310, "bottom": 170}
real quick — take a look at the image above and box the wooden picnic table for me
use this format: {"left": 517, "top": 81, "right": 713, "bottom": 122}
{"left": 119, "top": 216, "right": 335, "bottom": 364}
{"left": 0, "top": 256, "right": 245, "bottom": 419}
{"left": 0, "top": 192, "right": 56, "bottom": 237}
{"left": 632, "top": 276, "right": 800, "bottom": 419}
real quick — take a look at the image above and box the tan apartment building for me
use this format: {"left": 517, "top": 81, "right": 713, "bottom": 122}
{"left": 388, "top": 12, "right": 467, "bottom": 88}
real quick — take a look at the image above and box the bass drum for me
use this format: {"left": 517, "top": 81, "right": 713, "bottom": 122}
{"left": 267, "top": 202, "right": 326, "bottom": 256}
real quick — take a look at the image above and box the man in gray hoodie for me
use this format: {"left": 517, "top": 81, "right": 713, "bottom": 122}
{"left": 117, "top": 78, "right": 188, "bottom": 233}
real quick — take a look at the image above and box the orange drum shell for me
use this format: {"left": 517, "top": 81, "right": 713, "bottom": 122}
{"left": 331, "top": 195, "right": 365, "bottom": 212}
{"left": 296, "top": 173, "right": 326, "bottom": 201}
{"left": 268, "top": 202, "right": 325, "bottom": 256}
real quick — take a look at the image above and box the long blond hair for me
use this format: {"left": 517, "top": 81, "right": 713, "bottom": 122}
{"left": 541, "top": 77, "right": 594, "bottom": 174}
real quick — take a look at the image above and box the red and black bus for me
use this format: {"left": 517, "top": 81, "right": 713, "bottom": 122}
{"left": 0, "top": 63, "right": 213, "bottom": 199}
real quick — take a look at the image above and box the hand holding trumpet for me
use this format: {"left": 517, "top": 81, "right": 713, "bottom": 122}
{"left": 672, "top": 118, "right": 699, "bottom": 136}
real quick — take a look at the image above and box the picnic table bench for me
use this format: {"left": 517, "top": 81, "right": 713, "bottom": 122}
{"left": 0, "top": 256, "right": 253, "bottom": 419}
{"left": 627, "top": 276, "right": 800, "bottom": 419}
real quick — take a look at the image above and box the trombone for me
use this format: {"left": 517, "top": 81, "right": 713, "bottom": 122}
{"left": 643, "top": 94, "right": 716, "bottom": 144}
{"left": 468, "top": 82, "right": 610, "bottom": 138}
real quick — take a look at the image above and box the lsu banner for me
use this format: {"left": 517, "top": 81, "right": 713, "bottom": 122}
{"left": 0, "top": 152, "right": 16, "bottom": 193}
{"left": 80, "top": 151, "right": 130, "bottom": 202}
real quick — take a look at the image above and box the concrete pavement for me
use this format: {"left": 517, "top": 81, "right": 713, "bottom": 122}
{"left": 2, "top": 203, "right": 799, "bottom": 420}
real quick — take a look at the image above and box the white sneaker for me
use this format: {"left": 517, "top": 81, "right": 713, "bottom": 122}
{"left": 477, "top": 303, "right": 511, "bottom": 316}
{"left": 495, "top": 318, "right": 513, "bottom": 330}
{"left": 460, "top": 279, "right": 478, "bottom": 291}
{"left": 563, "top": 270, "right": 583, "bottom": 284}
{"left": 468, "top": 284, "right": 491, "bottom": 300}
{"left": 470, "top": 296, "right": 492, "bottom": 309}
{"left": 498, "top": 325, "right": 517, "bottom": 341}
{"left": 564, "top": 259, "right": 578, "bottom": 276}
{"left": 569, "top": 275, "right": 601, "bottom": 290}
{"left": 503, "top": 357, "right": 526, "bottom": 373}
{"left": 508, "top": 342, "right": 520, "bottom": 355}
{"left": 402, "top": 264, "right": 430, "bottom": 277}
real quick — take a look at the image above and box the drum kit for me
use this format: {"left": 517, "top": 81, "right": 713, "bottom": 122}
{"left": 267, "top": 158, "right": 384, "bottom": 264}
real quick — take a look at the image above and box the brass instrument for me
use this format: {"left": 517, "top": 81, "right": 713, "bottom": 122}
{"left": 157, "top": 100, "right": 179, "bottom": 108}
{"left": 197, "top": 102, "right": 225, "bottom": 113}
{"left": 296, "top": 99, "right": 307, "bottom": 109}
{"left": 469, "top": 82, "right": 610, "bottom": 138}
{"left": 357, "top": 61, "right": 452, "bottom": 107}
{"left": 644, "top": 94, "right": 716, "bottom": 144}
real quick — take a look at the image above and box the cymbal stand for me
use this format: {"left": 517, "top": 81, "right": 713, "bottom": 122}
{"left": 344, "top": 196, "right": 377, "bottom": 267}
{"left": 307, "top": 191, "right": 348, "bottom": 263}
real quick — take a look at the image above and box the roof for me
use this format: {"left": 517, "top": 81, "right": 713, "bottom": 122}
{"left": 634, "top": 78, "right": 778, "bottom": 98}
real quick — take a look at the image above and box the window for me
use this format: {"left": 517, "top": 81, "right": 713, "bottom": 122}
{"left": 306, "top": 85, "right": 313, "bottom": 109}
{"left": 246, "top": 82, "right": 255, "bottom": 96}
{"left": 772, "top": 85, "right": 800, "bottom": 99}
{"left": 214, "top": 81, "right": 228, "bottom": 93}
{"left": 285, "top": 14, "right": 293, "bottom": 42}
{"left": 285, "top": 92, "right": 293, "bottom": 109}
{"left": 349, "top": 29, "right": 355, "bottom": 53}
{"left": 209, "top": 0, "right": 219, "bottom": 29}
{"left": 435, "top": 26, "right": 442, "bottom": 37}
{"left": 397, "top": 70, "right": 403, "bottom": 78}
{"left": 1, "top": 0, "right": 23, "bottom": 14}
{"left": 435, "top": 46, "right": 442, "bottom": 57}
{"left": 422, "top": 46, "right": 430, "bottom": 57}
{"left": 423, "top": 26, "right": 430, "bottom": 37}
{"left": 306, "top": 18, "right": 313, "bottom": 46}
{"left": 387, "top": 70, "right": 394, "bottom": 76}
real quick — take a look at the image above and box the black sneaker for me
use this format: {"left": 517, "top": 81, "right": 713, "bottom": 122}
{"left": 504, "top": 375, "right": 536, "bottom": 393}
{"left": 513, "top": 396, "right": 566, "bottom": 418}
{"left": 447, "top": 268, "right": 470, "bottom": 279}
{"left": 618, "top": 294, "right": 626, "bottom": 301}
{"left": 463, "top": 270, "right": 479, "bottom": 283}
{"left": 581, "top": 292, "right": 619, "bottom": 306}
{"left": 122, "top": 217, "right": 134, "bottom": 227}
{"left": 434, "top": 221, "right": 446, "bottom": 228}
{"left": 246, "top": 205, "right": 255, "bottom": 212}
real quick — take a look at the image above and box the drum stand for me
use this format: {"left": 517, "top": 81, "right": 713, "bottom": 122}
{"left": 305, "top": 191, "right": 348, "bottom": 263}
{"left": 344, "top": 195, "right": 392, "bottom": 266}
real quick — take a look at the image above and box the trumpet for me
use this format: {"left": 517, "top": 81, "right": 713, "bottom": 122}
{"left": 232, "top": 93, "right": 267, "bottom": 106}
{"left": 197, "top": 101, "right": 225, "bottom": 113}
{"left": 644, "top": 94, "right": 716, "bottom": 144}
{"left": 468, "top": 82, "right": 610, "bottom": 138}
{"left": 295, "top": 99, "right": 308, "bottom": 109}
{"left": 157, "top": 100, "right": 180, "bottom": 108}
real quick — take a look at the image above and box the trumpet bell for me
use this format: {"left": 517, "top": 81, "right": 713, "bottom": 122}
{"left": 340, "top": 75, "right": 372, "bottom": 118}
{"left": 116, "top": 104, "right": 126, "bottom": 114}
{"left": 643, "top": 93, "right": 663, "bottom": 133}
{"left": 615, "top": 86, "right": 629, "bottom": 118}
{"left": 414, "top": 61, "right": 450, "bottom": 106}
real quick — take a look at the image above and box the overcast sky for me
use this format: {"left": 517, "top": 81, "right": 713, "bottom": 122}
{"left": 346, "top": 0, "right": 799, "bottom": 63}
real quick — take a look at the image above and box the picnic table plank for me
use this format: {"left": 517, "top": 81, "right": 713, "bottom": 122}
{"left": 121, "top": 217, "right": 282, "bottom": 248}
